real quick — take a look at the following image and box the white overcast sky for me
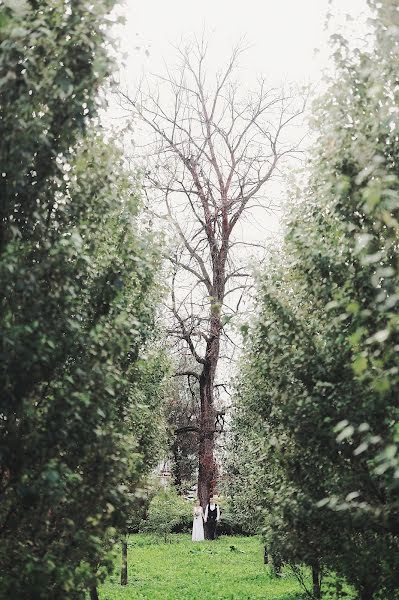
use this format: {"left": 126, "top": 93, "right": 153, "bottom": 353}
{"left": 115, "top": 0, "right": 368, "bottom": 89}
{"left": 110, "top": 0, "right": 369, "bottom": 240}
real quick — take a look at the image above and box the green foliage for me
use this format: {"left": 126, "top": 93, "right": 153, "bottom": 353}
{"left": 97, "top": 534, "right": 307, "bottom": 599}
{"left": 0, "top": 0, "right": 118, "bottom": 249}
{"left": 213, "top": 496, "right": 251, "bottom": 536}
{"left": 231, "top": 1, "right": 399, "bottom": 598}
{"left": 140, "top": 489, "right": 192, "bottom": 541}
{"left": 223, "top": 424, "right": 266, "bottom": 536}
{"left": 0, "top": 3, "right": 166, "bottom": 598}
{"left": 125, "top": 475, "right": 167, "bottom": 534}
{"left": 162, "top": 368, "right": 199, "bottom": 491}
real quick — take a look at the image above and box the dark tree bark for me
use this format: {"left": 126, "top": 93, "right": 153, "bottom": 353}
{"left": 270, "top": 554, "right": 282, "bottom": 577}
{"left": 359, "top": 587, "right": 375, "bottom": 600}
{"left": 89, "top": 587, "right": 99, "bottom": 600}
{"left": 311, "top": 561, "right": 321, "bottom": 599}
{"left": 120, "top": 535, "right": 128, "bottom": 586}
{"left": 198, "top": 344, "right": 219, "bottom": 517}
{"left": 171, "top": 438, "right": 182, "bottom": 488}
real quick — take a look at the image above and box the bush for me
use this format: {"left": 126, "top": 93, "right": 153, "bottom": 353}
{"left": 216, "top": 502, "right": 251, "bottom": 536}
{"left": 126, "top": 477, "right": 165, "bottom": 534}
{"left": 140, "top": 488, "right": 192, "bottom": 541}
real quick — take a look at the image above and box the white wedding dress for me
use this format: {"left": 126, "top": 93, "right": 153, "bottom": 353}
{"left": 192, "top": 506, "right": 205, "bottom": 541}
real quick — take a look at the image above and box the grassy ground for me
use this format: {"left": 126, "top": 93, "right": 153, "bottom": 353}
{"left": 97, "top": 534, "right": 306, "bottom": 599}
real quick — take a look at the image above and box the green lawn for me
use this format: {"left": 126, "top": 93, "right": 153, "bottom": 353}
{"left": 97, "top": 534, "right": 306, "bottom": 599}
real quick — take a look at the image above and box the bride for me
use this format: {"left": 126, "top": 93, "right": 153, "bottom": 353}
{"left": 192, "top": 499, "right": 205, "bottom": 541}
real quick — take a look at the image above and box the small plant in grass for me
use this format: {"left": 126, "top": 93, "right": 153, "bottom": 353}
{"left": 140, "top": 488, "right": 192, "bottom": 542}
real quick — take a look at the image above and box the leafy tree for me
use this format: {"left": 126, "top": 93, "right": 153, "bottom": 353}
{"left": 223, "top": 408, "right": 265, "bottom": 537}
{"left": 0, "top": 3, "right": 165, "bottom": 598}
{"left": 231, "top": 1, "right": 399, "bottom": 598}
{"left": 163, "top": 367, "right": 200, "bottom": 492}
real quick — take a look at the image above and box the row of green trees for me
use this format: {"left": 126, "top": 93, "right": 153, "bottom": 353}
{"left": 0, "top": 2, "right": 167, "bottom": 598}
{"left": 228, "top": 1, "right": 399, "bottom": 598}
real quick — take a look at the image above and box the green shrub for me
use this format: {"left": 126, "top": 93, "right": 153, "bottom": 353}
{"left": 126, "top": 477, "right": 165, "bottom": 534}
{"left": 140, "top": 488, "right": 192, "bottom": 541}
{"left": 217, "top": 501, "right": 251, "bottom": 536}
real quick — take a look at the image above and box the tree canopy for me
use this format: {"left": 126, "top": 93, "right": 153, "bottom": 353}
{"left": 229, "top": 1, "right": 399, "bottom": 598}
{"left": 0, "top": 2, "right": 166, "bottom": 598}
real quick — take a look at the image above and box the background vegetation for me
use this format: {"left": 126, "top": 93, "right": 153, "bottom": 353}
{"left": 0, "top": 2, "right": 166, "bottom": 598}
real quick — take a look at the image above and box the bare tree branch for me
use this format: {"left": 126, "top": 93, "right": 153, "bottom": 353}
{"left": 118, "top": 38, "right": 305, "bottom": 512}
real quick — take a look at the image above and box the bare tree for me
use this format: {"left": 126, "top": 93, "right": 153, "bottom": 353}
{"left": 119, "top": 39, "right": 305, "bottom": 535}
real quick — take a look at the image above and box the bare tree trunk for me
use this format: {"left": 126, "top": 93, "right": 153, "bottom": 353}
{"left": 90, "top": 587, "right": 99, "bottom": 600}
{"left": 311, "top": 561, "right": 321, "bottom": 599}
{"left": 198, "top": 309, "right": 222, "bottom": 538}
{"left": 198, "top": 364, "right": 216, "bottom": 538}
{"left": 263, "top": 546, "right": 268, "bottom": 564}
{"left": 120, "top": 534, "right": 128, "bottom": 586}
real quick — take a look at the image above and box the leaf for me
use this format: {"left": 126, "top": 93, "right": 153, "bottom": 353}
{"left": 345, "top": 491, "right": 360, "bottom": 501}
{"left": 353, "top": 442, "right": 368, "bottom": 456}
{"left": 316, "top": 497, "right": 330, "bottom": 508}
{"left": 325, "top": 300, "right": 339, "bottom": 311}
{"left": 222, "top": 315, "right": 233, "bottom": 326}
{"left": 365, "top": 189, "right": 382, "bottom": 212}
{"left": 354, "top": 234, "right": 372, "bottom": 255}
{"left": 240, "top": 323, "right": 249, "bottom": 336}
{"left": 372, "top": 377, "right": 390, "bottom": 393}
{"left": 368, "top": 329, "right": 390, "bottom": 344}
{"left": 382, "top": 444, "right": 397, "bottom": 460}
{"left": 336, "top": 425, "right": 355, "bottom": 443}
{"left": 3, "top": 0, "right": 29, "bottom": 16}
{"left": 348, "top": 327, "right": 366, "bottom": 347}
{"left": 361, "top": 251, "right": 384, "bottom": 265}
{"left": 334, "top": 420, "right": 349, "bottom": 433}
{"left": 352, "top": 355, "right": 367, "bottom": 375}
{"left": 358, "top": 422, "right": 370, "bottom": 433}
{"left": 346, "top": 302, "right": 360, "bottom": 315}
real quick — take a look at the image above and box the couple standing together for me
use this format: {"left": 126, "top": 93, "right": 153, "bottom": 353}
{"left": 192, "top": 494, "right": 220, "bottom": 541}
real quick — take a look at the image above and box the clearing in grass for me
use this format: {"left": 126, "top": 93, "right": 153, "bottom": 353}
{"left": 97, "top": 534, "right": 307, "bottom": 599}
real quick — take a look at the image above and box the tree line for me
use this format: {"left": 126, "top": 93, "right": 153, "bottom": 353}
{"left": 227, "top": 1, "right": 399, "bottom": 598}
{"left": 0, "top": 2, "right": 167, "bottom": 598}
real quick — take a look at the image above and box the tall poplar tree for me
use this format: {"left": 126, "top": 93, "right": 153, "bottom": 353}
{"left": 0, "top": 3, "right": 164, "bottom": 597}
{"left": 231, "top": 1, "right": 399, "bottom": 598}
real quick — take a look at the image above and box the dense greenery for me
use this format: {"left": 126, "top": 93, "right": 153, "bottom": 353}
{"left": 140, "top": 488, "right": 193, "bottom": 541}
{"left": 162, "top": 370, "right": 199, "bottom": 492}
{"left": 229, "top": 1, "right": 399, "bottom": 599}
{"left": 95, "top": 534, "right": 307, "bottom": 599}
{"left": 0, "top": 2, "right": 165, "bottom": 598}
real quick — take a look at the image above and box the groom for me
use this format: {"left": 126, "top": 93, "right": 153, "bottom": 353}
{"left": 204, "top": 494, "right": 220, "bottom": 540}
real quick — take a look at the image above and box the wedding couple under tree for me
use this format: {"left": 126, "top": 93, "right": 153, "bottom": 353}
{"left": 192, "top": 495, "right": 221, "bottom": 541}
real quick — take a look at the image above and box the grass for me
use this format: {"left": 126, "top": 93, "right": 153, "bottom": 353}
{"left": 97, "top": 534, "right": 307, "bottom": 599}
